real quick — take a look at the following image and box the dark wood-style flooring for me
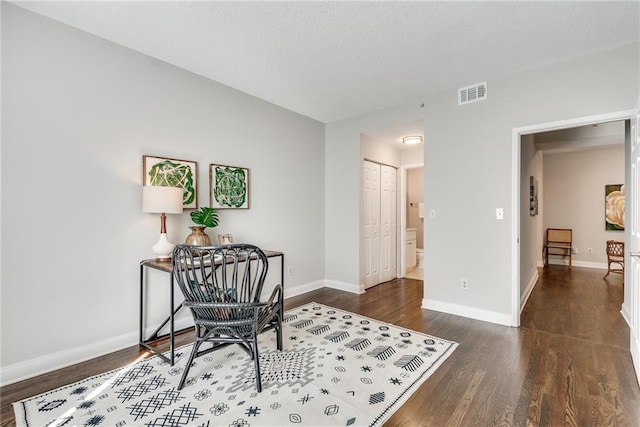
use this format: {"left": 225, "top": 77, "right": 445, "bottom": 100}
{"left": 2, "top": 266, "right": 639, "bottom": 426}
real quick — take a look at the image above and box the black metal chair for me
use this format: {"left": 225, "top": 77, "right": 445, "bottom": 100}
{"left": 172, "top": 244, "right": 283, "bottom": 392}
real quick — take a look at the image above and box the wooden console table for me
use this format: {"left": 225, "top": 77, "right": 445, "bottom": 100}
{"left": 139, "top": 250, "right": 284, "bottom": 365}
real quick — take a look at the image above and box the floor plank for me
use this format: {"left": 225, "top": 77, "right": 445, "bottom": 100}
{"left": 2, "top": 266, "right": 639, "bottom": 426}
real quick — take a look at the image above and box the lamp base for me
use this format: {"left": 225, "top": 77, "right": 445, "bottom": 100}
{"left": 152, "top": 232, "right": 175, "bottom": 263}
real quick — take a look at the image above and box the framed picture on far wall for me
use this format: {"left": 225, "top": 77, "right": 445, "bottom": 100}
{"left": 143, "top": 155, "right": 198, "bottom": 209}
{"left": 209, "top": 164, "right": 250, "bottom": 209}
{"left": 529, "top": 176, "right": 538, "bottom": 216}
{"left": 605, "top": 184, "right": 625, "bottom": 231}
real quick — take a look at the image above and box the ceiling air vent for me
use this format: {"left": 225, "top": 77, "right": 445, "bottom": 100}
{"left": 458, "top": 81, "right": 487, "bottom": 105}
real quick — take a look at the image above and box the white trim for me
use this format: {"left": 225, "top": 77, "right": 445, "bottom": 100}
{"left": 520, "top": 270, "right": 539, "bottom": 313}
{"left": 511, "top": 110, "right": 635, "bottom": 328}
{"left": 546, "top": 260, "right": 608, "bottom": 269}
{"left": 326, "top": 279, "right": 365, "bottom": 294}
{"left": 1, "top": 330, "right": 137, "bottom": 386}
{"left": 0, "top": 316, "right": 198, "bottom": 387}
{"left": 622, "top": 305, "right": 632, "bottom": 326}
{"left": 422, "top": 298, "right": 512, "bottom": 327}
{"left": 1, "top": 280, "right": 330, "bottom": 386}
{"left": 511, "top": 127, "right": 521, "bottom": 326}
{"left": 633, "top": 330, "right": 640, "bottom": 388}
{"left": 283, "top": 280, "right": 325, "bottom": 298}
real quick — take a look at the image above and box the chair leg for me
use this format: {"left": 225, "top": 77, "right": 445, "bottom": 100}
{"left": 276, "top": 324, "right": 283, "bottom": 351}
{"left": 178, "top": 327, "right": 205, "bottom": 390}
{"left": 253, "top": 338, "right": 262, "bottom": 393}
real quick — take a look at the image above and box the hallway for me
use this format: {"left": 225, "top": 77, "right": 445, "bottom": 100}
{"left": 521, "top": 265, "right": 628, "bottom": 348}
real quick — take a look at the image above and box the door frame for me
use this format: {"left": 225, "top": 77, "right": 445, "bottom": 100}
{"left": 511, "top": 110, "right": 635, "bottom": 327}
{"left": 399, "top": 162, "right": 424, "bottom": 278}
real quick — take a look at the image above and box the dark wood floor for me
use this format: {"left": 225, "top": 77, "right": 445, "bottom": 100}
{"left": 2, "top": 266, "right": 639, "bottom": 426}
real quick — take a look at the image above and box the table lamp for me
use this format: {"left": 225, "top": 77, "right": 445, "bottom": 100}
{"left": 142, "top": 185, "right": 184, "bottom": 261}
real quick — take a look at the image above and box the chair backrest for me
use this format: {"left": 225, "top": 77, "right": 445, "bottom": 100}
{"left": 606, "top": 240, "right": 624, "bottom": 258}
{"left": 547, "top": 228, "right": 572, "bottom": 244}
{"left": 172, "top": 244, "right": 269, "bottom": 311}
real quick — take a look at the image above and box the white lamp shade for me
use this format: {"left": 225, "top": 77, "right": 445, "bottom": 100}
{"left": 142, "top": 186, "right": 184, "bottom": 214}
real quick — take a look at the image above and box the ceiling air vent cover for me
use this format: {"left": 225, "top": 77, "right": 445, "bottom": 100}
{"left": 458, "top": 81, "right": 487, "bottom": 105}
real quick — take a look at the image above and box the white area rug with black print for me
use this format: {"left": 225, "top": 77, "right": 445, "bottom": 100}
{"left": 14, "top": 302, "right": 458, "bottom": 427}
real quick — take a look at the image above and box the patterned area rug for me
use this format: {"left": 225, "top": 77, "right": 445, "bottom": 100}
{"left": 14, "top": 303, "right": 457, "bottom": 427}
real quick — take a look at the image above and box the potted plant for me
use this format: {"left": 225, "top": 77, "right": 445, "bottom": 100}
{"left": 185, "top": 206, "right": 219, "bottom": 246}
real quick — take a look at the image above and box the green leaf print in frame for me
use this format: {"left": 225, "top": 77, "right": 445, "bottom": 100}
{"left": 143, "top": 155, "right": 198, "bottom": 209}
{"left": 209, "top": 164, "right": 249, "bottom": 209}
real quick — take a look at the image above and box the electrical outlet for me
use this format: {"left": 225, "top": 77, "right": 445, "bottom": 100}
{"left": 287, "top": 265, "right": 293, "bottom": 275}
{"left": 588, "top": 248, "right": 593, "bottom": 254}
{"left": 461, "top": 278, "right": 469, "bottom": 290}
{"left": 572, "top": 247, "right": 578, "bottom": 254}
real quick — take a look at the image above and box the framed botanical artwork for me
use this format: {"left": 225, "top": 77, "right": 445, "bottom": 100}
{"left": 209, "top": 164, "right": 250, "bottom": 209}
{"left": 143, "top": 155, "right": 198, "bottom": 209}
{"left": 605, "top": 184, "right": 625, "bottom": 231}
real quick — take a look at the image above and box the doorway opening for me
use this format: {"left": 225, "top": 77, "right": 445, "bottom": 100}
{"left": 360, "top": 120, "right": 424, "bottom": 289}
{"left": 512, "top": 110, "right": 635, "bottom": 327}
{"left": 402, "top": 165, "right": 424, "bottom": 280}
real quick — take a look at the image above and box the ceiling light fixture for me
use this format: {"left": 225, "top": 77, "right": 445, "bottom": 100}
{"left": 402, "top": 135, "right": 423, "bottom": 145}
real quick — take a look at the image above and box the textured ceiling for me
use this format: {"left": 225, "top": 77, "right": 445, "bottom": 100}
{"left": 11, "top": 1, "right": 640, "bottom": 124}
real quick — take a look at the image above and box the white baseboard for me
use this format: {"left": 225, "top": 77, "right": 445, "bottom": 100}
{"left": 621, "top": 303, "right": 631, "bottom": 326}
{"left": 547, "top": 259, "right": 607, "bottom": 269}
{"left": 621, "top": 307, "right": 640, "bottom": 388}
{"left": 520, "top": 270, "right": 539, "bottom": 313}
{"left": 283, "top": 280, "right": 364, "bottom": 298}
{"left": 421, "top": 298, "right": 512, "bottom": 327}
{"left": 325, "top": 279, "right": 364, "bottom": 294}
{"left": 1, "top": 280, "right": 328, "bottom": 387}
{"left": 284, "top": 280, "right": 325, "bottom": 298}
{"left": 632, "top": 331, "right": 640, "bottom": 388}
{"left": 1, "top": 330, "right": 135, "bottom": 387}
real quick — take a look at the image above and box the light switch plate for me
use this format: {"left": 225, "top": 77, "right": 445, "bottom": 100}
{"left": 496, "top": 208, "right": 504, "bottom": 220}
{"left": 429, "top": 209, "right": 436, "bottom": 219}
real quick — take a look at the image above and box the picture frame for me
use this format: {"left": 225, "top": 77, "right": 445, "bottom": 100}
{"left": 605, "top": 184, "right": 625, "bottom": 231}
{"left": 218, "top": 233, "right": 234, "bottom": 245}
{"left": 529, "top": 176, "right": 538, "bottom": 216}
{"left": 143, "top": 155, "right": 198, "bottom": 209}
{"left": 209, "top": 164, "right": 250, "bottom": 209}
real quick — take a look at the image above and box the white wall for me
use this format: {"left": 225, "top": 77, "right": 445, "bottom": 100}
{"left": 361, "top": 134, "right": 400, "bottom": 167}
{"left": 326, "top": 104, "right": 426, "bottom": 289}
{"left": 1, "top": 4, "right": 325, "bottom": 384}
{"left": 520, "top": 135, "right": 542, "bottom": 306}
{"left": 326, "top": 43, "right": 639, "bottom": 326}
{"left": 543, "top": 146, "right": 625, "bottom": 266}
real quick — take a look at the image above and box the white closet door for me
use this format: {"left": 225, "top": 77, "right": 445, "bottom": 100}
{"left": 380, "top": 165, "right": 397, "bottom": 283}
{"left": 364, "top": 161, "right": 381, "bottom": 288}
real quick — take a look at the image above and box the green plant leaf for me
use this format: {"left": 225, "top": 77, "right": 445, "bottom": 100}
{"left": 190, "top": 207, "right": 219, "bottom": 228}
